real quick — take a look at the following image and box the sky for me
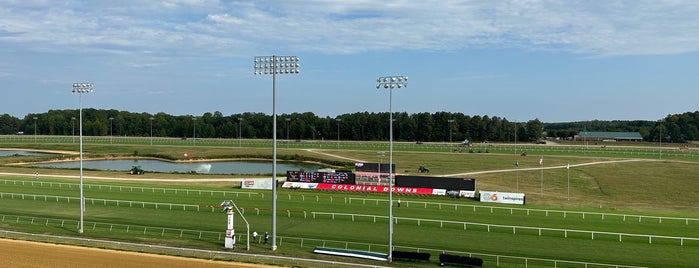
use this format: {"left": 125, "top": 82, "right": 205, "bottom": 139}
{"left": 1, "top": 0, "right": 698, "bottom": 123}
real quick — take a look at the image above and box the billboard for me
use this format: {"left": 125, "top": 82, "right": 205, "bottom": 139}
{"left": 286, "top": 171, "right": 356, "bottom": 184}
{"left": 241, "top": 179, "right": 274, "bottom": 190}
{"left": 282, "top": 182, "right": 441, "bottom": 195}
{"left": 479, "top": 191, "right": 525, "bottom": 205}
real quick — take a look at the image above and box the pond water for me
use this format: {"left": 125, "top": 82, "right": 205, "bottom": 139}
{"left": 0, "top": 150, "right": 53, "bottom": 157}
{"left": 30, "top": 159, "right": 320, "bottom": 175}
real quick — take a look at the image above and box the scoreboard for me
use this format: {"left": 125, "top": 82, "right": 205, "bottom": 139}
{"left": 286, "top": 171, "right": 356, "bottom": 184}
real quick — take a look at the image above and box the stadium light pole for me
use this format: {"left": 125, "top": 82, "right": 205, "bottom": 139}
{"left": 254, "top": 55, "right": 300, "bottom": 251}
{"left": 336, "top": 118, "right": 342, "bottom": 149}
{"left": 192, "top": 116, "right": 197, "bottom": 146}
{"left": 72, "top": 82, "right": 93, "bottom": 235}
{"left": 658, "top": 120, "right": 663, "bottom": 160}
{"left": 109, "top": 117, "right": 114, "bottom": 144}
{"left": 150, "top": 117, "right": 154, "bottom": 146}
{"left": 238, "top": 117, "right": 243, "bottom": 148}
{"left": 285, "top": 118, "right": 291, "bottom": 144}
{"left": 376, "top": 75, "right": 407, "bottom": 262}
{"left": 448, "top": 119, "right": 454, "bottom": 144}
{"left": 33, "top": 117, "right": 38, "bottom": 143}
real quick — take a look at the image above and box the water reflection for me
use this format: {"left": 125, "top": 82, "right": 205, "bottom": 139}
{"left": 0, "top": 150, "right": 52, "bottom": 156}
{"left": 31, "top": 159, "right": 319, "bottom": 175}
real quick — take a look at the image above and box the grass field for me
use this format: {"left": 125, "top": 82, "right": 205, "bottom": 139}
{"left": 1, "top": 137, "right": 698, "bottom": 267}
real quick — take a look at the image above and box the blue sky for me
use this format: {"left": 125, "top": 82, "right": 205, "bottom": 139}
{"left": 1, "top": 0, "right": 698, "bottom": 122}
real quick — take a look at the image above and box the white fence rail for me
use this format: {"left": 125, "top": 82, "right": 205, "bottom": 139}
{"left": 2, "top": 179, "right": 259, "bottom": 199}
{"left": 0, "top": 227, "right": 649, "bottom": 268}
{"left": 312, "top": 212, "right": 699, "bottom": 246}
{"left": 347, "top": 197, "right": 698, "bottom": 225}
{"left": 0, "top": 192, "right": 201, "bottom": 211}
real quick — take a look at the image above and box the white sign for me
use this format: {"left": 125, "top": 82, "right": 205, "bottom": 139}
{"left": 479, "top": 191, "right": 525, "bottom": 205}
{"left": 241, "top": 179, "right": 274, "bottom": 190}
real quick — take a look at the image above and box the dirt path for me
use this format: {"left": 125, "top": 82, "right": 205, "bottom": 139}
{"left": 0, "top": 239, "right": 272, "bottom": 268}
{"left": 443, "top": 158, "right": 654, "bottom": 177}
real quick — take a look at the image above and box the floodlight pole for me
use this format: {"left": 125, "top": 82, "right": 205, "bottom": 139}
{"left": 238, "top": 117, "right": 243, "bottom": 148}
{"left": 658, "top": 120, "right": 663, "bottom": 160}
{"left": 254, "top": 55, "right": 300, "bottom": 251}
{"left": 150, "top": 117, "right": 154, "bottom": 146}
{"left": 336, "top": 118, "right": 341, "bottom": 149}
{"left": 72, "top": 82, "right": 93, "bottom": 235}
{"left": 448, "top": 119, "right": 454, "bottom": 144}
{"left": 286, "top": 118, "right": 291, "bottom": 144}
{"left": 33, "top": 117, "right": 38, "bottom": 143}
{"left": 192, "top": 117, "right": 196, "bottom": 146}
{"left": 109, "top": 117, "right": 114, "bottom": 144}
{"left": 376, "top": 75, "right": 407, "bottom": 262}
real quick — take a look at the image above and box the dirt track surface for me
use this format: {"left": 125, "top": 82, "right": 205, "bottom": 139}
{"left": 0, "top": 239, "right": 272, "bottom": 268}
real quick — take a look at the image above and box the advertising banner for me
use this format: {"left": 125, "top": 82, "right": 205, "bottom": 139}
{"left": 479, "top": 191, "right": 525, "bottom": 205}
{"left": 241, "top": 179, "right": 274, "bottom": 190}
{"left": 282, "top": 182, "right": 437, "bottom": 195}
{"left": 281, "top": 181, "right": 319, "bottom": 189}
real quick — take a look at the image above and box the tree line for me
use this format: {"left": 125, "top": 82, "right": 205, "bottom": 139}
{"left": 1, "top": 109, "right": 698, "bottom": 143}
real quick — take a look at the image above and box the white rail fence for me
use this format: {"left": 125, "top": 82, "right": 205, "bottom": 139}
{"left": 2, "top": 179, "right": 260, "bottom": 198}
{"left": 312, "top": 212, "right": 699, "bottom": 246}
{"left": 347, "top": 197, "right": 698, "bottom": 225}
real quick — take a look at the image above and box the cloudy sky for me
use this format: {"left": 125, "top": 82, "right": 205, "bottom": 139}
{"left": 1, "top": 0, "right": 698, "bottom": 122}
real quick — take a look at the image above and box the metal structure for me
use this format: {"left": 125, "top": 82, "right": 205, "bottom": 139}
{"left": 192, "top": 117, "right": 197, "bottom": 146}
{"left": 336, "top": 118, "right": 342, "bottom": 149}
{"left": 150, "top": 117, "right": 154, "bottom": 145}
{"left": 109, "top": 117, "right": 114, "bottom": 144}
{"left": 33, "top": 117, "right": 38, "bottom": 143}
{"left": 72, "top": 82, "right": 93, "bottom": 234}
{"left": 448, "top": 119, "right": 454, "bottom": 143}
{"left": 219, "top": 200, "right": 250, "bottom": 250}
{"left": 254, "top": 55, "right": 300, "bottom": 251}
{"left": 375, "top": 75, "right": 407, "bottom": 262}
{"left": 238, "top": 117, "right": 243, "bottom": 148}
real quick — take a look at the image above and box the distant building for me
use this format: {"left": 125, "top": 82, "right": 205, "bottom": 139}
{"left": 575, "top": 131, "right": 643, "bottom": 142}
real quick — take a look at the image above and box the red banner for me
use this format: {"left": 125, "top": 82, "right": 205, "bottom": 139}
{"left": 314, "top": 183, "right": 436, "bottom": 195}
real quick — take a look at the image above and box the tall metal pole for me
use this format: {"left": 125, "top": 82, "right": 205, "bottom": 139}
{"left": 448, "top": 119, "right": 454, "bottom": 144}
{"left": 33, "top": 117, "right": 38, "bottom": 143}
{"left": 238, "top": 117, "right": 243, "bottom": 148}
{"left": 192, "top": 117, "right": 196, "bottom": 146}
{"left": 72, "top": 82, "right": 93, "bottom": 235}
{"left": 659, "top": 120, "right": 662, "bottom": 159}
{"left": 109, "top": 117, "right": 114, "bottom": 144}
{"left": 286, "top": 118, "right": 291, "bottom": 144}
{"left": 336, "top": 118, "right": 341, "bottom": 149}
{"left": 255, "top": 55, "right": 300, "bottom": 251}
{"left": 376, "top": 75, "right": 407, "bottom": 262}
{"left": 150, "top": 117, "right": 154, "bottom": 146}
{"left": 71, "top": 117, "right": 76, "bottom": 143}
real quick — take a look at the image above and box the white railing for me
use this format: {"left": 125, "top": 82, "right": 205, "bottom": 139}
{"left": 312, "top": 212, "right": 699, "bottom": 246}
{"left": 0, "top": 228, "right": 650, "bottom": 268}
{"left": 0, "top": 192, "right": 200, "bottom": 211}
{"left": 2, "top": 179, "right": 259, "bottom": 199}
{"left": 347, "top": 197, "right": 699, "bottom": 225}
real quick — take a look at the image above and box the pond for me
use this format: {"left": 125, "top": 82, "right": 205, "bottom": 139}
{"left": 30, "top": 159, "right": 320, "bottom": 175}
{"left": 0, "top": 150, "right": 53, "bottom": 157}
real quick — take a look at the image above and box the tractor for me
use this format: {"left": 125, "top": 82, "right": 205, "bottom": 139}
{"left": 418, "top": 165, "right": 430, "bottom": 173}
{"left": 129, "top": 166, "right": 145, "bottom": 175}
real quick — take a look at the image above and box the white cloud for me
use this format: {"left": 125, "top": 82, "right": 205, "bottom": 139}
{"left": 1, "top": 0, "right": 698, "bottom": 58}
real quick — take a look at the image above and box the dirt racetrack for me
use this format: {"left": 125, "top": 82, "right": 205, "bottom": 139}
{"left": 0, "top": 239, "right": 273, "bottom": 268}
